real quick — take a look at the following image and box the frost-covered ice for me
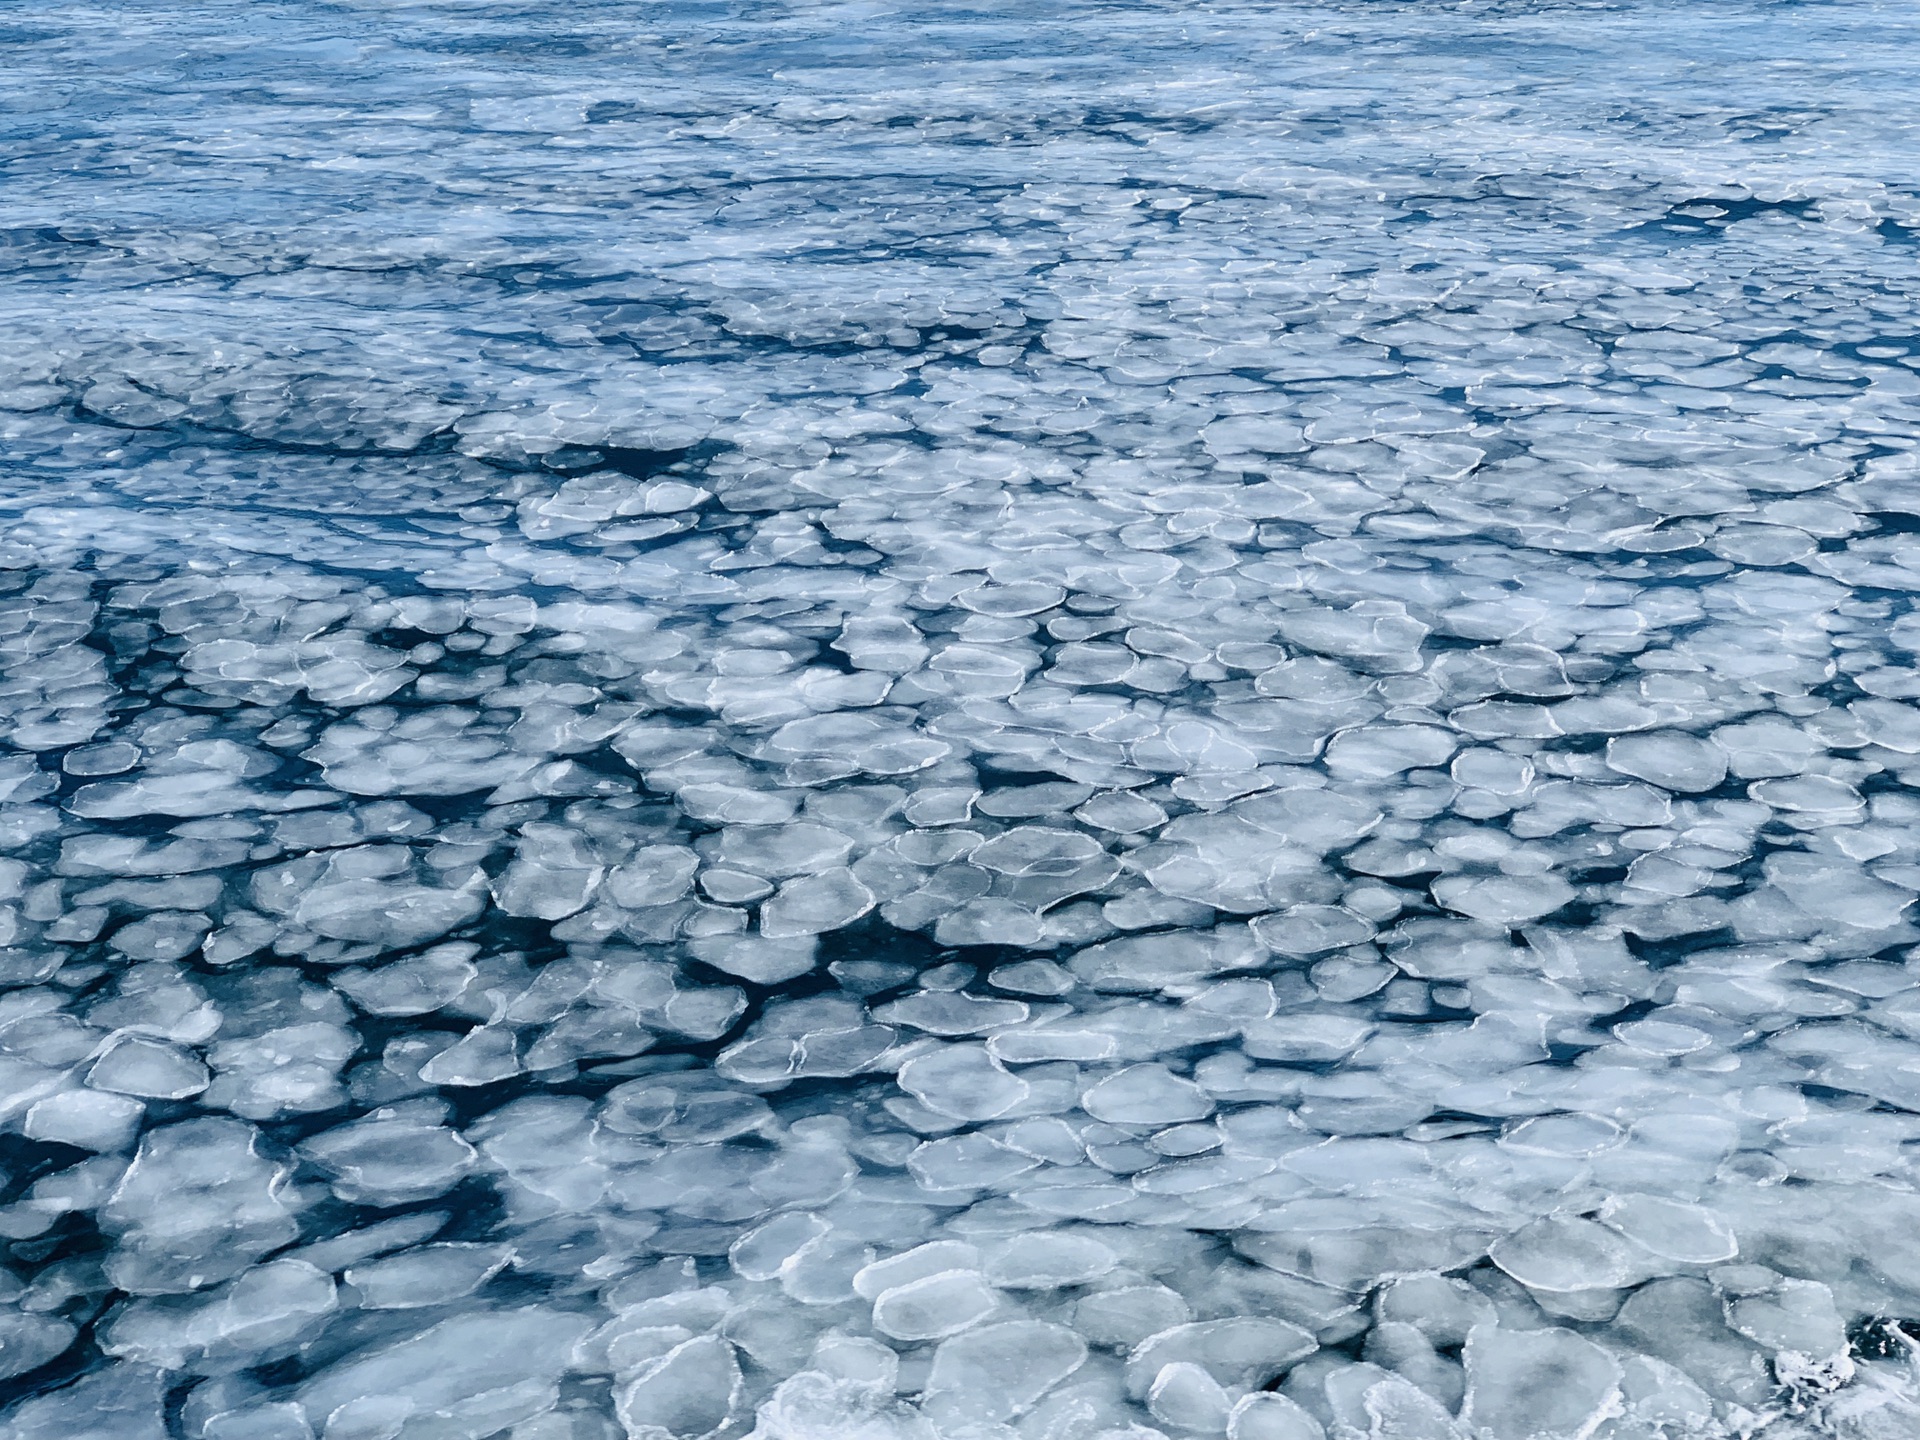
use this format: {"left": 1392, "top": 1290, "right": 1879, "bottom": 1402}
{"left": 4, "top": 0, "right": 1920, "bottom": 1436}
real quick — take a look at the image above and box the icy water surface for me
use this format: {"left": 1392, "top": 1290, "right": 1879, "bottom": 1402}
{"left": 5, "top": 0, "right": 1920, "bottom": 1436}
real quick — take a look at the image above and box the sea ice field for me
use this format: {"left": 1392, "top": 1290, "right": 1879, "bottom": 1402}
{"left": 4, "top": 0, "right": 1920, "bottom": 1436}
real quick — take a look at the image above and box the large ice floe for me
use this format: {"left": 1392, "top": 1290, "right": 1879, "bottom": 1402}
{"left": 4, "top": 0, "right": 1920, "bottom": 1435}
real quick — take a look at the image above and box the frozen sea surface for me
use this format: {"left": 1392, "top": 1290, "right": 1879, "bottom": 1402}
{"left": 4, "top": 0, "right": 1920, "bottom": 1435}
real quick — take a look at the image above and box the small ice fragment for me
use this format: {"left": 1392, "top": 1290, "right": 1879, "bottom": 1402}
{"left": 690, "top": 934, "right": 820, "bottom": 984}
{"left": 810, "top": 1332, "right": 899, "bottom": 1390}
{"left": 934, "top": 898, "right": 1046, "bottom": 948}
{"left": 0, "top": 1361, "right": 168, "bottom": 1440}
{"left": 1148, "top": 1361, "right": 1233, "bottom": 1433}
{"left": 1460, "top": 1324, "right": 1620, "bottom": 1440}
{"left": 970, "top": 826, "right": 1108, "bottom": 876}
{"left": 204, "top": 1021, "right": 356, "bottom": 1119}
{"left": 297, "top": 1307, "right": 592, "bottom": 1438}
{"left": 1081, "top": 1064, "right": 1214, "bottom": 1126}
{"left": 872, "top": 1271, "right": 999, "bottom": 1341}
{"left": 1227, "top": 1392, "right": 1325, "bottom": 1440}
{"left": 1075, "top": 791, "right": 1169, "bottom": 834}
{"left": 1724, "top": 1278, "right": 1847, "bottom": 1363}
{"left": 907, "top": 1133, "right": 1039, "bottom": 1191}
{"left": 1250, "top": 905, "right": 1376, "bottom": 957}
{"left": 1241, "top": 1014, "right": 1373, "bottom": 1064}
{"left": 87, "top": 1036, "right": 210, "bottom": 1100}
{"left": 24, "top": 1089, "right": 144, "bottom": 1151}
{"left": 1598, "top": 1194, "right": 1737, "bottom": 1264}
{"left": 1429, "top": 874, "right": 1573, "bottom": 925}
{"left": 332, "top": 944, "right": 479, "bottom": 1016}
{"left": 1323, "top": 725, "right": 1456, "bottom": 779}
{"left": 1605, "top": 732, "right": 1728, "bottom": 793}
{"left": 108, "top": 910, "right": 213, "bottom": 962}
{"left": 1072, "top": 1286, "right": 1193, "bottom": 1350}
{"left": 1489, "top": 1215, "right": 1651, "bottom": 1293}
{"left": 924, "top": 1320, "right": 1088, "bottom": 1421}
{"left": 750, "top": 1371, "right": 935, "bottom": 1440}
{"left": 1233, "top": 790, "right": 1383, "bottom": 853}
{"left": 712, "top": 823, "right": 854, "bottom": 878}
{"left": 1611, "top": 1019, "right": 1711, "bottom": 1055}
{"left": 0, "top": 1311, "right": 76, "bottom": 1381}
{"left": 731, "top": 1212, "right": 831, "bottom": 1282}
{"left": 957, "top": 581, "right": 1065, "bottom": 617}
{"left": 1274, "top": 605, "right": 1428, "bottom": 673}
{"left": 1614, "top": 1278, "right": 1772, "bottom": 1407}
{"left": 1127, "top": 1319, "right": 1317, "bottom": 1396}
{"left": 615, "top": 1335, "right": 743, "bottom": 1440}
{"left": 982, "top": 1231, "right": 1116, "bottom": 1289}
{"left": 286, "top": 1212, "right": 448, "bottom": 1273}
{"left": 418, "top": 1026, "right": 520, "bottom": 1087}
{"left": 854, "top": 1243, "right": 982, "bottom": 1302}
{"left": 101, "top": 1118, "right": 301, "bottom": 1294}
{"left": 1499, "top": 1114, "right": 1623, "bottom": 1158}
{"left": 1374, "top": 1275, "right": 1497, "bottom": 1350}
{"left": 874, "top": 991, "right": 1029, "bottom": 1035}
{"left": 292, "top": 878, "right": 484, "bottom": 949}
{"left": 897, "top": 1044, "right": 1029, "bottom": 1121}
{"left": 493, "top": 856, "right": 603, "bottom": 920}
{"left": 298, "top": 1109, "right": 479, "bottom": 1206}
{"left": 760, "top": 868, "right": 876, "bottom": 938}
{"left": 989, "top": 959, "right": 1075, "bottom": 995}
{"left": 605, "top": 846, "right": 701, "bottom": 908}
{"left": 100, "top": 1258, "right": 337, "bottom": 1372}
{"left": 345, "top": 1242, "right": 511, "bottom": 1309}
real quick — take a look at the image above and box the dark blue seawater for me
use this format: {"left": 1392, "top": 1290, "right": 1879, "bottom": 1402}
{"left": 3, "top": 1, "right": 1920, "bottom": 1436}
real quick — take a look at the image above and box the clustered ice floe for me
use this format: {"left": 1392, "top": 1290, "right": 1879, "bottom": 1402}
{"left": 5, "top": 0, "right": 1920, "bottom": 1437}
